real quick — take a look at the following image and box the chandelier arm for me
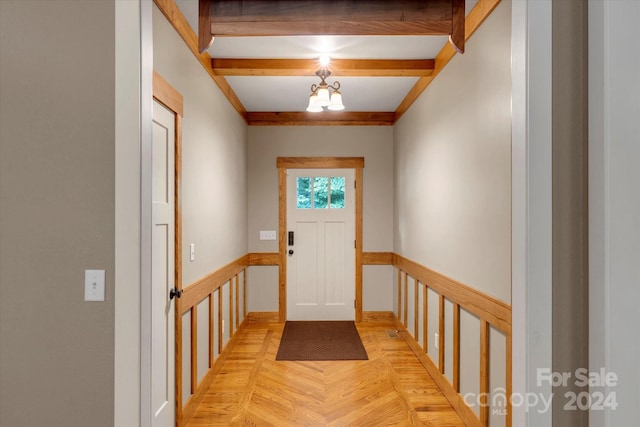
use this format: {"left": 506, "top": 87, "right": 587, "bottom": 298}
{"left": 316, "top": 68, "right": 331, "bottom": 84}
{"left": 308, "top": 61, "right": 344, "bottom": 111}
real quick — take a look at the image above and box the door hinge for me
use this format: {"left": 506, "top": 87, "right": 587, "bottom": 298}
{"left": 354, "top": 180, "right": 357, "bottom": 189}
{"left": 354, "top": 300, "right": 356, "bottom": 308}
{"left": 354, "top": 240, "right": 356, "bottom": 248}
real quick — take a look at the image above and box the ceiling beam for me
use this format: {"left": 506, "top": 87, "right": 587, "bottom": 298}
{"left": 450, "top": 0, "right": 466, "bottom": 53}
{"left": 246, "top": 112, "right": 395, "bottom": 126}
{"left": 211, "top": 59, "right": 436, "bottom": 77}
{"left": 199, "top": 0, "right": 463, "bottom": 54}
{"left": 206, "top": 0, "right": 452, "bottom": 36}
{"left": 198, "top": 0, "right": 214, "bottom": 52}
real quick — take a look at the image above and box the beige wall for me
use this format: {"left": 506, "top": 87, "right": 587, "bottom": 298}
{"left": 247, "top": 126, "right": 394, "bottom": 312}
{"left": 394, "top": 1, "right": 512, "bottom": 303}
{"left": 0, "top": 1, "right": 116, "bottom": 426}
{"left": 393, "top": 1, "right": 511, "bottom": 424}
{"left": 153, "top": 6, "right": 248, "bottom": 286}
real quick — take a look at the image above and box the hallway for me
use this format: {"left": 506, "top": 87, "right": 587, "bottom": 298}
{"left": 3, "top": 0, "right": 639, "bottom": 426}
{"left": 186, "top": 317, "right": 465, "bottom": 426}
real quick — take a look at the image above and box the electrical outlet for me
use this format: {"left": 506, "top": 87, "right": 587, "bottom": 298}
{"left": 434, "top": 333, "right": 439, "bottom": 350}
{"left": 189, "top": 243, "right": 195, "bottom": 262}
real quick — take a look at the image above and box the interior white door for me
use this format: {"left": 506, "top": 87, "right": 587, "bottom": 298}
{"left": 151, "top": 100, "right": 175, "bottom": 427}
{"left": 286, "top": 168, "right": 355, "bottom": 320}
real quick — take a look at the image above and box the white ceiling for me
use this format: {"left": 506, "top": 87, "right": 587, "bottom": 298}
{"left": 226, "top": 75, "right": 421, "bottom": 112}
{"left": 207, "top": 35, "right": 450, "bottom": 59}
{"left": 173, "top": 0, "right": 478, "bottom": 113}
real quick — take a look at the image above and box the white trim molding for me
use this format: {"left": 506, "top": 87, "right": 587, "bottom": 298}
{"left": 115, "top": 0, "right": 143, "bottom": 426}
{"left": 511, "top": 0, "right": 553, "bottom": 425}
{"left": 589, "top": 1, "right": 640, "bottom": 425}
{"left": 139, "top": 0, "right": 154, "bottom": 425}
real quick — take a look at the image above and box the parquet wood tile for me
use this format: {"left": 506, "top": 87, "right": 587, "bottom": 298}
{"left": 186, "top": 321, "right": 466, "bottom": 427}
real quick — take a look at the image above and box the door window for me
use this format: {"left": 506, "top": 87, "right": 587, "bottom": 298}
{"left": 296, "top": 176, "right": 345, "bottom": 209}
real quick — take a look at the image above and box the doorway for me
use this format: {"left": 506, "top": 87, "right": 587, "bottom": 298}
{"left": 150, "top": 72, "right": 184, "bottom": 427}
{"left": 277, "top": 157, "right": 365, "bottom": 322}
{"left": 286, "top": 168, "right": 356, "bottom": 320}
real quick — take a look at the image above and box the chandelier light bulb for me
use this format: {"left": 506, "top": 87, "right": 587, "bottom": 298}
{"left": 306, "top": 92, "right": 322, "bottom": 112}
{"left": 316, "top": 86, "right": 331, "bottom": 107}
{"left": 328, "top": 90, "right": 345, "bottom": 111}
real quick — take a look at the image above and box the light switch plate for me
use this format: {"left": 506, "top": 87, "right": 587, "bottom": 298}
{"left": 85, "top": 269, "right": 105, "bottom": 301}
{"left": 259, "top": 230, "right": 277, "bottom": 241}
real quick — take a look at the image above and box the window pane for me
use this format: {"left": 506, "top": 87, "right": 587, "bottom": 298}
{"left": 297, "top": 177, "right": 312, "bottom": 209}
{"left": 330, "top": 177, "right": 345, "bottom": 208}
{"left": 313, "top": 177, "right": 328, "bottom": 209}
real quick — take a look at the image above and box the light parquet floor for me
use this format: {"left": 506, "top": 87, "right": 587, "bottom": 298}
{"left": 186, "top": 320, "right": 466, "bottom": 427}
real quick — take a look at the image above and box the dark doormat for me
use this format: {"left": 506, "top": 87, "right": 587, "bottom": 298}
{"left": 276, "top": 321, "right": 368, "bottom": 361}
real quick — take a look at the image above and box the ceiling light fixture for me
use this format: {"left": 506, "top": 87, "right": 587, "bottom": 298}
{"left": 306, "top": 57, "right": 345, "bottom": 112}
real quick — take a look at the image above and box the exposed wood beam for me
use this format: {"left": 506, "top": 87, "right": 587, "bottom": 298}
{"left": 199, "top": 0, "right": 464, "bottom": 53}
{"left": 450, "top": 0, "right": 466, "bottom": 53}
{"left": 209, "top": 20, "right": 452, "bottom": 38}
{"left": 395, "top": 0, "right": 501, "bottom": 121}
{"left": 247, "top": 112, "right": 395, "bottom": 126}
{"left": 198, "top": 0, "right": 214, "bottom": 53}
{"left": 211, "top": 58, "right": 435, "bottom": 77}
{"left": 204, "top": 0, "right": 453, "bottom": 40}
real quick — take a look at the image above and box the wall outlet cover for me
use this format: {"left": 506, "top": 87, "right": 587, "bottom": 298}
{"left": 259, "top": 230, "right": 277, "bottom": 241}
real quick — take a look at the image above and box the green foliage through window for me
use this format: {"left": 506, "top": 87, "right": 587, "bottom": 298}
{"left": 297, "top": 177, "right": 312, "bottom": 209}
{"left": 330, "top": 177, "right": 345, "bottom": 208}
{"left": 296, "top": 176, "right": 345, "bottom": 209}
{"left": 314, "top": 177, "right": 329, "bottom": 208}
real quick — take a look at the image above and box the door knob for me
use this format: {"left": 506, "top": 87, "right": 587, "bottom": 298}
{"left": 288, "top": 249, "right": 294, "bottom": 256}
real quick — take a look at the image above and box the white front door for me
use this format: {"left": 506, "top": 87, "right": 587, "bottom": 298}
{"left": 151, "top": 100, "right": 175, "bottom": 426}
{"left": 286, "top": 168, "right": 355, "bottom": 320}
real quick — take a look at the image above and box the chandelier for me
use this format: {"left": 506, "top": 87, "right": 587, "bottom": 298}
{"left": 306, "top": 57, "right": 345, "bottom": 112}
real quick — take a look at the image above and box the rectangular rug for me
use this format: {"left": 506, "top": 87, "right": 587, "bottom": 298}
{"left": 276, "top": 321, "right": 368, "bottom": 361}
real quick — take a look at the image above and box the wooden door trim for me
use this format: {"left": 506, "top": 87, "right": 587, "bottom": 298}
{"left": 152, "top": 71, "right": 184, "bottom": 426}
{"left": 277, "top": 157, "right": 364, "bottom": 169}
{"left": 277, "top": 157, "right": 365, "bottom": 322}
{"left": 278, "top": 167, "right": 287, "bottom": 322}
